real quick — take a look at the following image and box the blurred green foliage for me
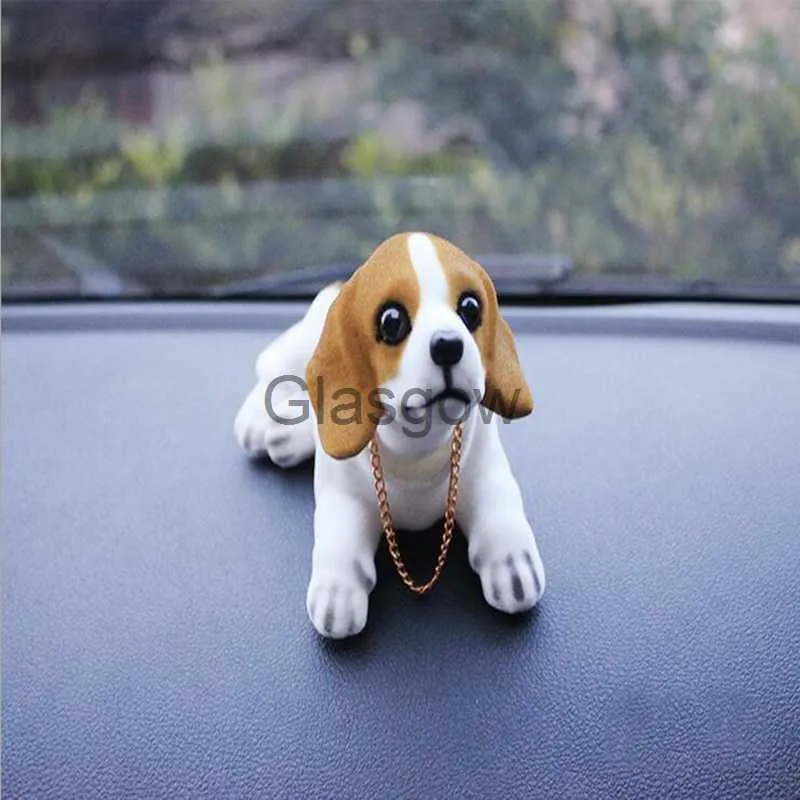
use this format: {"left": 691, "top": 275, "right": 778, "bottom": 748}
{"left": 2, "top": 0, "right": 799, "bottom": 291}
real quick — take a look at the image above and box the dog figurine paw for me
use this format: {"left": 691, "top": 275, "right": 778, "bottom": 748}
{"left": 235, "top": 232, "right": 545, "bottom": 638}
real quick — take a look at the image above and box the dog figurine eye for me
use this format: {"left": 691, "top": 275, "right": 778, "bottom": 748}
{"left": 376, "top": 302, "right": 411, "bottom": 345}
{"left": 457, "top": 292, "right": 482, "bottom": 332}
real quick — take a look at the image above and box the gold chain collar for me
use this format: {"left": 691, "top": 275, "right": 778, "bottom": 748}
{"left": 368, "top": 423, "right": 464, "bottom": 595}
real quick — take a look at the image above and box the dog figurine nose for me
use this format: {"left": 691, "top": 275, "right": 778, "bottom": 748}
{"left": 430, "top": 331, "right": 464, "bottom": 367}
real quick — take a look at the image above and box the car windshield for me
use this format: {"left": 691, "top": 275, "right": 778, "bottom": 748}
{"left": 3, "top": 0, "right": 800, "bottom": 300}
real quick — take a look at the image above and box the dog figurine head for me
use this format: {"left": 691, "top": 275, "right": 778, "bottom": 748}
{"left": 306, "top": 232, "right": 533, "bottom": 459}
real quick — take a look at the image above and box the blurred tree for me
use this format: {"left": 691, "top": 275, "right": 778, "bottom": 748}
{"left": 2, "top": 0, "right": 799, "bottom": 291}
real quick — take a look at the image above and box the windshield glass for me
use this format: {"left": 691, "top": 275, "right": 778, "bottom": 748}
{"left": 3, "top": 0, "right": 799, "bottom": 300}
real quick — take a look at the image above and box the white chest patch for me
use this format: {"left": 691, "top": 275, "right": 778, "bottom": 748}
{"left": 407, "top": 232, "right": 449, "bottom": 306}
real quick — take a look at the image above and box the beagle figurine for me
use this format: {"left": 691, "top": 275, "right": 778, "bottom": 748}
{"left": 234, "top": 232, "right": 545, "bottom": 638}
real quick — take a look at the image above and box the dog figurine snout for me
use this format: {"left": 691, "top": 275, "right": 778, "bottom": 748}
{"left": 430, "top": 331, "right": 464, "bottom": 367}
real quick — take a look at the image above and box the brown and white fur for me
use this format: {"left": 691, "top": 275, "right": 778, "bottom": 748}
{"left": 234, "top": 232, "right": 545, "bottom": 638}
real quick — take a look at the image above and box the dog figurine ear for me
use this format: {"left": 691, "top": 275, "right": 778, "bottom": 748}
{"left": 477, "top": 273, "right": 534, "bottom": 420}
{"left": 306, "top": 277, "right": 379, "bottom": 460}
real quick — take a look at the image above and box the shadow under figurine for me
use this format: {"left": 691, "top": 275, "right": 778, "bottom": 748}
{"left": 235, "top": 232, "right": 545, "bottom": 638}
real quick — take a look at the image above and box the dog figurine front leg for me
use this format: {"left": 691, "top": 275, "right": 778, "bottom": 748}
{"left": 306, "top": 472, "right": 380, "bottom": 638}
{"left": 459, "top": 418, "right": 545, "bottom": 613}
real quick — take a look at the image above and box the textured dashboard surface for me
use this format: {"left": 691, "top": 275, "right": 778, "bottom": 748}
{"left": 3, "top": 303, "right": 800, "bottom": 799}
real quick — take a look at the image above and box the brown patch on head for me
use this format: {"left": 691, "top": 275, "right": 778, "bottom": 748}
{"left": 430, "top": 234, "right": 533, "bottom": 419}
{"left": 306, "top": 234, "right": 420, "bottom": 459}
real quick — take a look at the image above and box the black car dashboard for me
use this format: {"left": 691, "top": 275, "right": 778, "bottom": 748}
{"left": 3, "top": 301, "right": 799, "bottom": 799}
